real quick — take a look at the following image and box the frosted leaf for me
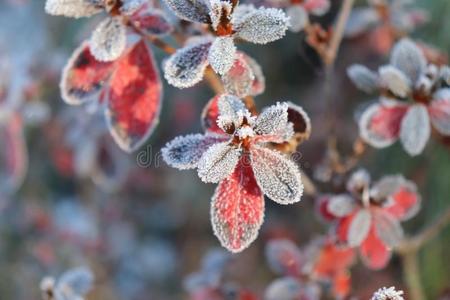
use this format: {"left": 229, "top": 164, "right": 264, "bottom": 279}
{"left": 217, "top": 94, "right": 246, "bottom": 129}
{"left": 429, "top": 89, "right": 450, "bottom": 135}
{"left": 244, "top": 54, "right": 265, "bottom": 96}
{"left": 390, "top": 38, "right": 426, "bottom": 83}
{"left": 265, "top": 239, "right": 303, "bottom": 276}
{"left": 346, "top": 168, "right": 370, "bottom": 194}
{"left": 286, "top": 102, "right": 311, "bottom": 138}
{"left": 378, "top": 65, "right": 411, "bottom": 98}
{"left": 374, "top": 211, "right": 403, "bottom": 248}
{"left": 208, "top": 37, "right": 236, "bottom": 75}
{"left": 286, "top": 5, "right": 308, "bottom": 32}
{"left": 255, "top": 102, "right": 293, "bottom": 142}
{"left": 265, "top": 277, "right": 302, "bottom": 300}
{"left": 45, "top": 0, "right": 102, "bottom": 18}
{"left": 209, "top": 0, "right": 233, "bottom": 30}
{"left": 347, "top": 209, "right": 371, "bottom": 247}
{"left": 90, "top": 17, "right": 126, "bottom": 62}
{"left": 120, "top": 0, "right": 147, "bottom": 15}
{"left": 233, "top": 7, "right": 290, "bottom": 45}
{"left": 359, "top": 103, "right": 407, "bottom": 148}
{"left": 400, "top": 104, "right": 430, "bottom": 156}
{"left": 211, "top": 157, "right": 264, "bottom": 252}
{"left": 344, "top": 7, "right": 379, "bottom": 38}
{"left": 162, "top": 134, "right": 226, "bottom": 170}
{"left": 347, "top": 64, "right": 379, "bottom": 93}
{"left": 371, "top": 286, "right": 404, "bottom": 300}
{"left": 197, "top": 142, "right": 241, "bottom": 183}
{"left": 231, "top": 4, "right": 257, "bottom": 26}
{"left": 327, "top": 195, "right": 356, "bottom": 217}
{"left": 163, "top": 39, "right": 212, "bottom": 88}
{"left": 370, "top": 175, "right": 405, "bottom": 202}
{"left": 201, "top": 96, "right": 223, "bottom": 134}
{"left": 250, "top": 146, "right": 303, "bottom": 204}
{"left": 129, "top": 5, "right": 173, "bottom": 36}
{"left": 222, "top": 52, "right": 255, "bottom": 98}
{"left": 57, "top": 267, "right": 94, "bottom": 297}
{"left": 164, "top": 0, "right": 210, "bottom": 23}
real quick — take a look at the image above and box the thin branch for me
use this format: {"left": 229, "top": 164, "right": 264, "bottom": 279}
{"left": 401, "top": 252, "right": 427, "bottom": 300}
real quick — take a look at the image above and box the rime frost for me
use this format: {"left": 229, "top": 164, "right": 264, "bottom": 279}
{"left": 254, "top": 102, "right": 293, "bottom": 141}
{"left": 379, "top": 65, "right": 411, "bottom": 98}
{"left": 347, "top": 64, "right": 379, "bottom": 93}
{"left": 250, "top": 146, "right": 303, "bottom": 204}
{"left": 119, "top": 0, "right": 147, "bottom": 15}
{"left": 209, "top": 0, "right": 233, "bottom": 30}
{"left": 347, "top": 209, "right": 371, "bottom": 247}
{"left": 90, "top": 17, "right": 127, "bottom": 62}
{"left": 45, "top": 0, "right": 102, "bottom": 18}
{"left": 390, "top": 38, "right": 426, "bottom": 83}
{"left": 400, "top": 104, "right": 430, "bottom": 156}
{"left": 234, "top": 7, "right": 290, "bottom": 44}
{"left": 208, "top": 37, "right": 236, "bottom": 75}
{"left": 163, "top": 39, "right": 212, "bottom": 88}
{"left": 197, "top": 142, "right": 241, "bottom": 183}
{"left": 161, "top": 134, "right": 227, "bottom": 170}
{"left": 163, "top": 0, "right": 211, "bottom": 23}
{"left": 222, "top": 53, "right": 255, "bottom": 98}
{"left": 371, "top": 287, "right": 405, "bottom": 300}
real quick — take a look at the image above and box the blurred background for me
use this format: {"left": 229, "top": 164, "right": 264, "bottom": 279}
{"left": 0, "top": 0, "right": 449, "bottom": 299}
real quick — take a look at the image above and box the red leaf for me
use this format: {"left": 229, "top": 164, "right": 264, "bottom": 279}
{"left": 313, "top": 240, "right": 355, "bottom": 280}
{"left": 130, "top": 5, "right": 173, "bottom": 36}
{"left": 384, "top": 186, "right": 420, "bottom": 220}
{"left": 0, "top": 114, "right": 27, "bottom": 194}
{"left": 61, "top": 42, "right": 115, "bottom": 105}
{"left": 105, "top": 40, "right": 162, "bottom": 152}
{"left": 211, "top": 156, "right": 264, "bottom": 252}
{"left": 201, "top": 95, "right": 223, "bottom": 134}
{"left": 332, "top": 270, "right": 352, "bottom": 298}
{"left": 316, "top": 195, "right": 338, "bottom": 222}
{"left": 359, "top": 225, "right": 391, "bottom": 270}
{"left": 335, "top": 213, "right": 355, "bottom": 244}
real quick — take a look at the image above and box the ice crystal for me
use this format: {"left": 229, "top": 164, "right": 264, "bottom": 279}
{"left": 347, "top": 209, "right": 371, "bottom": 247}
{"left": 254, "top": 102, "right": 293, "bottom": 141}
{"left": 45, "top": 0, "right": 102, "bottom": 18}
{"left": 197, "top": 141, "right": 241, "bottom": 183}
{"left": 163, "top": 39, "right": 212, "bottom": 88}
{"left": 234, "top": 7, "right": 290, "bottom": 44}
{"left": 208, "top": 37, "right": 236, "bottom": 75}
{"left": 119, "top": 0, "right": 147, "bottom": 15}
{"left": 400, "top": 104, "right": 430, "bottom": 156}
{"left": 379, "top": 65, "right": 411, "bottom": 98}
{"left": 250, "top": 146, "right": 303, "bottom": 204}
{"left": 161, "top": 134, "right": 226, "bottom": 170}
{"left": 90, "top": 17, "right": 127, "bottom": 62}
{"left": 209, "top": 0, "right": 233, "bottom": 31}
{"left": 347, "top": 64, "right": 379, "bottom": 93}
{"left": 371, "top": 287, "right": 404, "bottom": 300}
{"left": 164, "top": 0, "right": 211, "bottom": 23}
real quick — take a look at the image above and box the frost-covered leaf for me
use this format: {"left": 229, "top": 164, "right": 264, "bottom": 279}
{"left": 105, "top": 40, "right": 162, "bottom": 152}
{"left": 0, "top": 114, "right": 27, "bottom": 194}
{"left": 347, "top": 64, "right": 379, "bottom": 94}
{"left": 45, "top": 0, "right": 102, "bottom": 18}
{"left": 164, "top": 0, "right": 211, "bottom": 23}
{"left": 286, "top": 102, "right": 311, "bottom": 138}
{"left": 162, "top": 133, "right": 226, "bottom": 169}
{"left": 197, "top": 142, "right": 241, "bottom": 183}
{"left": 130, "top": 5, "right": 173, "bottom": 36}
{"left": 254, "top": 102, "right": 293, "bottom": 142}
{"left": 231, "top": 4, "right": 257, "bottom": 26}
{"left": 347, "top": 209, "right": 371, "bottom": 247}
{"left": 208, "top": 37, "right": 236, "bottom": 75}
{"left": 429, "top": 89, "right": 450, "bottom": 135}
{"left": 265, "top": 277, "right": 303, "bottom": 300}
{"left": 163, "top": 39, "right": 212, "bottom": 88}
{"left": 344, "top": 7, "right": 379, "bottom": 38}
{"left": 374, "top": 211, "right": 403, "bottom": 248}
{"left": 60, "top": 41, "right": 114, "bottom": 105}
{"left": 216, "top": 94, "right": 247, "bottom": 130}
{"left": 385, "top": 183, "right": 420, "bottom": 221}
{"left": 244, "top": 54, "right": 265, "bottom": 96}
{"left": 57, "top": 267, "right": 94, "bottom": 297}
{"left": 90, "top": 17, "right": 127, "bottom": 62}
{"left": 119, "top": 0, "right": 147, "bottom": 15}
{"left": 222, "top": 52, "right": 255, "bottom": 98}
{"left": 265, "top": 239, "right": 303, "bottom": 276}
{"left": 250, "top": 146, "right": 303, "bottom": 204}
{"left": 378, "top": 65, "right": 411, "bottom": 98}
{"left": 359, "top": 103, "right": 408, "bottom": 148}
{"left": 390, "top": 38, "right": 426, "bottom": 83}
{"left": 233, "top": 7, "right": 289, "bottom": 44}
{"left": 359, "top": 227, "right": 391, "bottom": 270}
{"left": 211, "top": 157, "right": 264, "bottom": 252}
{"left": 327, "top": 195, "right": 355, "bottom": 217}
{"left": 400, "top": 104, "right": 430, "bottom": 156}
{"left": 209, "top": 0, "right": 233, "bottom": 31}
{"left": 370, "top": 175, "right": 405, "bottom": 202}
{"left": 201, "top": 96, "right": 223, "bottom": 134}
{"left": 286, "top": 5, "right": 308, "bottom": 32}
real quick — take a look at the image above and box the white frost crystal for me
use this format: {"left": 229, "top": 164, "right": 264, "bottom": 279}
{"left": 208, "top": 37, "right": 236, "bottom": 75}
{"left": 234, "top": 7, "right": 290, "bottom": 44}
{"left": 255, "top": 102, "right": 293, "bottom": 141}
{"left": 371, "top": 287, "right": 404, "bottom": 300}
{"left": 45, "top": 0, "right": 102, "bottom": 18}
{"left": 90, "top": 17, "right": 126, "bottom": 62}
{"left": 197, "top": 142, "right": 241, "bottom": 183}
